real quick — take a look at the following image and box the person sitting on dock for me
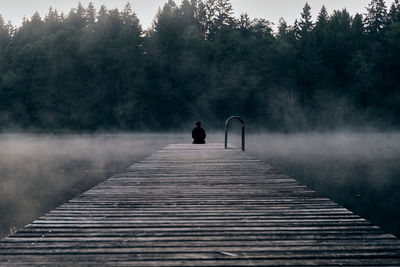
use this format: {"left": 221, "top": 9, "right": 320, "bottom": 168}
{"left": 192, "top": 121, "right": 206, "bottom": 144}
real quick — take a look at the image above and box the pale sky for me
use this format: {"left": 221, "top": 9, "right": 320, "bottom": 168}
{"left": 0, "top": 0, "right": 373, "bottom": 29}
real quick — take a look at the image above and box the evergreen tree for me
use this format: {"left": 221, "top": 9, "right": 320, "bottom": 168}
{"left": 66, "top": 2, "right": 87, "bottom": 29}
{"left": 365, "top": 0, "right": 388, "bottom": 35}
{"left": 388, "top": 0, "right": 400, "bottom": 23}
{"left": 299, "top": 2, "right": 313, "bottom": 38}
{"left": 97, "top": 5, "right": 108, "bottom": 27}
{"left": 292, "top": 19, "right": 301, "bottom": 39}
{"left": 5, "top": 20, "right": 14, "bottom": 39}
{"left": 251, "top": 18, "right": 273, "bottom": 39}
{"left": 152, "top": 0, "right": 179, "bottom": 32}
{"left": 351, "top": 13, "right": 365, "bottom": 50}
{"left": 239, "top": 13, "right": 251, "bottom": 30}
{"left": 0, "top": 1, "right": 400, "bottom": 130}
{"left": 122, "top": 2, "right": 141, "bottom": 30}
{"left": 12, "top": 12, "right": 45, "bottom": 45}
{"left": 316, "top": 5, "right": 328, "bottom": 27}
{"left": 277, "top": 18, "right": 288, "bottom": 38}
{"left": 200, "top": 0, "right": 235, "bottom": 39}
{"left": 86, "top": 2, "right": 97, "bottom": 24}
{"left": 324, "top": 9, "right": 353, "bottom": 78}
{"left": 0, "top": 15, "right": 9, "bottom": 49}
{"left": 215, "top": 0, "right": 234, "bottom": 28}
{"left": 314, "top": 6, "right": 328, "bottom": 47}
{"left": 179, "top": 0, "right": 199, "bottom": 27}
{"left": 44, "top": 7, "right": 63, "bottom": 35}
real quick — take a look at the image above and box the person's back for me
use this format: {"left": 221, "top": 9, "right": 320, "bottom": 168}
{"left": 192, "top": 121, "right": 206, "bottom": 144}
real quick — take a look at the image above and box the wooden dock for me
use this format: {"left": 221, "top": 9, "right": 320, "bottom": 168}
{"left": 1, "top": 143, "right": 400, "bottom": 266}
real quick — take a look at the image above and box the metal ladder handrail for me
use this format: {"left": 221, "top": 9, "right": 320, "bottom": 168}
{"left": 224, "top": 116, "right": 245, "bottom": 151}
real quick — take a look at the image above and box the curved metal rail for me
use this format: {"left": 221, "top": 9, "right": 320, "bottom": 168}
{"left": 224, "top": 116, "right": 245, "bottom": 151}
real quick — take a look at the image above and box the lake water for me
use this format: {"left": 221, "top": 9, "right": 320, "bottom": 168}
{"left": 1, "top": 132, "right": 399, "bottom": 239}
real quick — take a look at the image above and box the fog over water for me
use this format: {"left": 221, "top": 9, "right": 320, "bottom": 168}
{"left": 0, "top": 132, "right": 400, "bottom": 239}
{"left": 0, "top": 133, "right": 186, "bottom": 238}
{"left": 246, "top": 132, "right": 400, "bottom": 238}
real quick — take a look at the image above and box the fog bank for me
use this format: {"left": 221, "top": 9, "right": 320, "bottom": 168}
{"left": 246, "top": 132, "right": 400, "bottom": 237}
{"left": 1, "top": 132, "right": 399, "bottom": 239}
{"left": 0, "top": 133, "right": 189, "bottom": 238}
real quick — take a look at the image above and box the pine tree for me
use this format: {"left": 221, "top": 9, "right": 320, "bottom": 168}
{"left": 44, "top": 7, "right": 62, "bottom": 34}
{"left": 277, "top": 18, "right": 288, "bottom": 38}
{"left": 180, "top": 0, "right": 198, "bottom": 26}
{"left": 201, "top": 0, "right": 217, "bottom": 38}
{"left": 292, "top": 19, "right": 301, "bottom": 39}
{"left": 0, "top": 15, "right": 9, "bottom": 49}
{"left": 0, "top": 15, "right": 4, "bottom": 28}
{"left": 5, "top": 20, "right": 15, "bottom": 38}
{"left": 97, "top": 5, "right": 108, "bottom": 28}
{"left": 352, "top": 13, "right": 365, "bottom": 33}
{"left": 67, "top": 2, "right": 88, "bottom": 29}
{"left": 299, "top": 2, "right": 313, "bottom": 38}
{"left": 44, "top": 7, "right": 58, "bottom": 23}
{"left": 314, "top": 6, "right": 328, "bottom": 39}
{"left": 31, "top": 11, "right": 43, "bottom": 24}
{"left": 365, "top": 0, "right": 388, "bottom": 35}
{"left": 152, "top": 0, "right": 179, "bottom": 33}
{"left": 24, "top": 11, "right": 45, "bottom": 43}
{"left": 314, "top": 6, "right": 328, "bottom": 55}
{"left": 77, "top": 2, "right": 86, "bottom": 23}
{"left": 351, "top": 13, "right": 365, "bottom": 50}
{"left": 388, "top": 0, "right": 400, "bottom": 23}
{"left": 200, "top": 0, "right": 234, "bottom": 39}
{"left": 251, "top": 18, "right": 273, "bottom": 39}
{"left": 238, "top": 13, "right": 251, "bottom": 37}
{"left": 86, "top": 2, "right": 97, "bottom": 24}
{"left": 122, "top": 2, "right": 141, "bottom": 30}
{"left": 316, "top": 5, "right": 328, "bottom": 27}
{"left": 215, "top": 0, "right": 234, "bottom": 28}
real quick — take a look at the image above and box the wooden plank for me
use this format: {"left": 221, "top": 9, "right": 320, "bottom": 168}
{"left": 0, "top": 143, "right": 399, "bottom": 266}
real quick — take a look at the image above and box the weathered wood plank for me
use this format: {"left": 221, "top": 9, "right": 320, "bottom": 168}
{"left": 0, "top": 143, "right": 399, "bottom": 266}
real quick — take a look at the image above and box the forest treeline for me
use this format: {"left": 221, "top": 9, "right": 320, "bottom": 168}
{"left": 0, "top": 0, "right": 399, "bottom": 131}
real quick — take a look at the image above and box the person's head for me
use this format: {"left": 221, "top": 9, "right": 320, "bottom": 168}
{"left": 196, "top": 121, "right": 201, "bottom": 127}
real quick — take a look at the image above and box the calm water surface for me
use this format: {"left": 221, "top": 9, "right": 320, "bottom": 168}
{"left": 1, "top": 132, "right": 399, "bottom": 238}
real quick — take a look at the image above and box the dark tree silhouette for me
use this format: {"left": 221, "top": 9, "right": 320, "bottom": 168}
{"left": 0, "top": 0, "right": 399, "bottom": 131}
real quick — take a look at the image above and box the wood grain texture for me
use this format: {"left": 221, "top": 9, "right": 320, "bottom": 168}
{"left": 1, "top": 143, "right": 399, "bottom": 266}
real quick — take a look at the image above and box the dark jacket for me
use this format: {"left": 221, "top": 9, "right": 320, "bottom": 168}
{"left": 192, "top": 126, "right": 206, "bottom": 144}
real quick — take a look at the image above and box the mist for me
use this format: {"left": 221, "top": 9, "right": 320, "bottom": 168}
{"left": 1, "top": 131, "right": 399, "bottom": 239}
{"left": 0, "top": 133, "right": 190, "bottom": 239}
{"left": 245, "top": 132, "right": 400, "bottom": 237}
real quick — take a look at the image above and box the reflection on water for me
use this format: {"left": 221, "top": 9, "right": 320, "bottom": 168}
{"left": 1, "top": 132, "right": 399, "bottom": 239}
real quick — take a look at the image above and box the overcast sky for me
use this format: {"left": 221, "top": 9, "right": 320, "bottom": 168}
{"left": 0, "top": 0, "right": 372, "bottom": 29}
